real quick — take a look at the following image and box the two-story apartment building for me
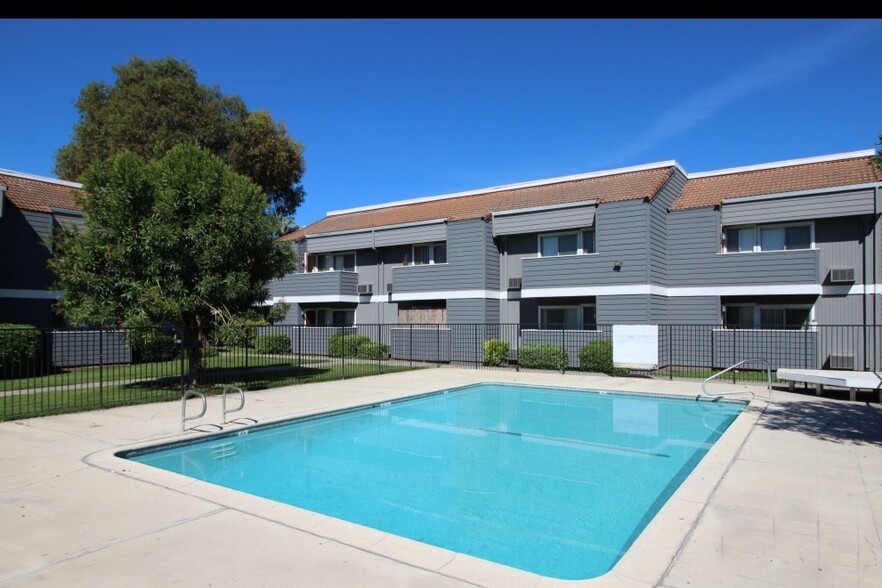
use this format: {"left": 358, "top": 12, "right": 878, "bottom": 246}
{"left": 0, "top": 169, "right": 84, "bottom": 328}
{"left": 270, "top": 150, "right": 882, "bottom": 369}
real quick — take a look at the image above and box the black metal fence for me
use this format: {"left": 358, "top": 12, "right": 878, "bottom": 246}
{"left": 2, "top": 323, "right": 880, "bottom": 421}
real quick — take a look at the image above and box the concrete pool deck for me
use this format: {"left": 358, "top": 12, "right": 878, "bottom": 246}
{"left": 1, "top": 368, "right": 881, "bottom": 587}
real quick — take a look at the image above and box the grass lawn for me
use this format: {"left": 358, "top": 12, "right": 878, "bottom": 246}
{"left": 652, "top": 366, "right": 779, "bottom": 382}
{"left": 1, "top": 352, "right": 329, "bottom": 391}
{"left": 1, "top": 360, "right": 415, "bottom": 421}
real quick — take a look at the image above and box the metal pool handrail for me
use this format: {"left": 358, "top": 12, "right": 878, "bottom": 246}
{"left": 222, "top": 385, "right": 255, "bottom": 424}
{"left": 181, "top": 389, "right": 207, "bottom": 431}
{"left": 701, "top": 358, "right": 772, "bottom": 401}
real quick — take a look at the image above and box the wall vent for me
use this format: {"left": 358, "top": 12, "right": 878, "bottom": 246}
{"left": 829, "top": 268, "right": 855, "bottom": 283}
{"left": 357, "top": 284, "right": 372, "bottom": 295}
{"left": 829, "top": 353, "right": 855, "bottom": 370}
{"left": 508, "top": 277, "right": 522, "bottom": 290}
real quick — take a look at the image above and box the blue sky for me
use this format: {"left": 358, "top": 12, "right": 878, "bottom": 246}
{"left": 1, "top": 19, "right": 880, "bottom": 226}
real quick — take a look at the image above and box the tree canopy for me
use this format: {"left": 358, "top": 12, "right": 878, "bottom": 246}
{"left": 51, "top": 144, "right": 296, "bottom": 381}
{"left": 55, "top": 56, "right": 306, "bottom": 217}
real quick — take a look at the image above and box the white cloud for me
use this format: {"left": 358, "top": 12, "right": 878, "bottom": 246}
{"left": 596, "top": 20, "right": 882, "bottom": 167}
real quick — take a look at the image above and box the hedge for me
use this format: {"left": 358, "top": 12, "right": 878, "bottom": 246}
{"left": 482, "top": 339, "right": 509, "bottom": 367}
{"left": 328, "top": 333, "right": 371, "bottom": 358}
{"left": 356, "top": 341, "right": 390, "bottom": 360}
{"left": 518, "top": 344, "right": 568, "bottom": 372}
{"left": 579, "top": 340, "right": 628, "bottom": 375}
{"left": 0, "top": 323, "right": 41, "bottom": 368}
{"left": 255, "top": 333, "right": 292, "bottom": 354}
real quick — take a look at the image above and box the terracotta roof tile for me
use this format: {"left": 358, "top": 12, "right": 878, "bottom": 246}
{"left": 674, "top": 155, "right": 882, "bottom": 211}
{"left": 0, "top": 171, "right": 84, "bottom": 214}
{"left": 282, "top": 166, "right": 675, "bottom": 241}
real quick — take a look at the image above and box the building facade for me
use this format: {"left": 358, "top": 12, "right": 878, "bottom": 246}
{"left": 271, "top": 150, "right": 882, "bottom": 332}
{"left": 0, "top": 170, "right": 84, "bottom": 328}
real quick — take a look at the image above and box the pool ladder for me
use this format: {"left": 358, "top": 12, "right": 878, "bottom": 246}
{"left": 181, "top": 385, "right": 257, "bottom": 432}
{"left": 700, "top": 358, "right": 773, "bottom": 401}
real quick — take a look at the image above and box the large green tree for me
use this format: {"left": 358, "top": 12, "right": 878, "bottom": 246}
{"left": 55, "top": 56, "right": 305, "bottom": 217}
{"left": 51, "top": 144, "right": 296, "bottom": 384}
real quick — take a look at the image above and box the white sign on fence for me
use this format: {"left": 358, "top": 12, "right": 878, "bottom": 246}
{"left": 613, "top": 324, "right": 659, "bottom": 370}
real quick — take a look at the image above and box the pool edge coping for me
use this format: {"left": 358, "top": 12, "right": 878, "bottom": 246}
{"left": 85, "top": 381, "right": 762, "bottom": 587}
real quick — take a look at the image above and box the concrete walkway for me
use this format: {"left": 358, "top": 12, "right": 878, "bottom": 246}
{"left": 1, "top": 369, "right": 880, "bottom": 587}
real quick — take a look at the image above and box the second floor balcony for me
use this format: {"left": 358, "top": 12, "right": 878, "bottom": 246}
{"left": 268, "top": 270, "right": 359, "bottom": 299}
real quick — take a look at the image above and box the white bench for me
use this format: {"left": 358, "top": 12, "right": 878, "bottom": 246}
{"left": 776, "top": 369, "right": 882, "bottom": 402}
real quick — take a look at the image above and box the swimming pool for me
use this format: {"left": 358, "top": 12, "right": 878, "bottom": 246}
{"left": 121, "top": 383, "right": 744, "bottom": 580}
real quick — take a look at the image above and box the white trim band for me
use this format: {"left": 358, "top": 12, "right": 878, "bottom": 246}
{"left": 327, "top": 160, "right": 682, "bottom": 217}
{"left": 689, "top": 149, "right": 875, "bottom": 179}
{"left": 392, "top": 290, "right": 503, "bottom": 302}
{"left": 492, "top": 200, "right": 597, "bottom": 217}
{"left": 0, "top": 168, "right": 83, "bottom": 188}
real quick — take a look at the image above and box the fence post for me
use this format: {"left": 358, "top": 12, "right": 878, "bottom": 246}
{"left": 180, "top": 324, "right": 186, "bottom": 395}
{"left": 436, "top": 323, "right": 441, "bottom": 367}
{"left": 341, "top": 326, "right": 345, "bottom": 380}
{"left": 669, "top": 325, "right": 673, "bottom": 380}
{"left": 409, "top": 324, "right": 413, "bottom": 369}
{"left": 732, "top": 327, "right": 737, "bottom": 384}
{"left": 297, "top": 324, "right": 301, "bottom": 381}
{"left": 474, "top": 324, "right": 478, "bottom": 369}
{"left": 99, "top": 328, "right": 104, "bottom": 409}
{"left": 516, "top": 324, "right": 520, "bottom": 372}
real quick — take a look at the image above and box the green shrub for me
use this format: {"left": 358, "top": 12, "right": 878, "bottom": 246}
{"left": 356, "top": 341, "right": 389, "bottom": 360}
{"left": 255, "top": 333, "right": 291, "bottom": 354}
{"left": 0, "top": 323, "right": 41, "bottom": 368}
{"left": 579, "top": 340, "right": 628, "bottom": 375}
{"left": 580, "top": 340, "right": 614, "bottom": 373}
{"left": 125, "top": 316, "right": 178, "bottom": 363}
{"left": 519, "top": 344, "right": 568, "bottom": 372}
{"left": 482, "top": 339, "right": 510, "bottom": 367}
{"left": 328, "top": 333, "right": 370, "bottom": 357}
{"left": 215, "top": 318, "right": 267, "bottom": 348}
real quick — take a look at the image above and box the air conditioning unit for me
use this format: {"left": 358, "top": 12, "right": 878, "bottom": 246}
{"left": 829, "top": 268, "right": 855, "bottom": 283}
{"left": 829, "top": 353, "right": 855, "bottom": 370}
{"left": 508, "top": 277, "right": 522, "bottom": 290}
{"left": 357, "top": 284, "right": 372, "bottom": 295}
{"left": 386, "top": 283, "right": 394, "bottom": 293}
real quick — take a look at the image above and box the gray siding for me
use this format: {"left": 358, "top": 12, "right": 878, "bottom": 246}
{"left": 522, "top": 199, "right": 649, "bottom": 290}
{"left": 0, "top": 207, "right": 54, "bottom": 290}
{"left": 649, "top": 294, "right": 668, "bottom": 323}
{"left": 304, "top": 222, "right": 446, "bottom": 253}
{"left": 816, "top": 217, "right": 867, "bottom": 284}
{"left": 721, "top": 188, "right": 876, "bottom": 225}
{"left": 668, "top": 207, "right": 819, "bottom": 286}
{"left": 711, "top": 329, "right": 817, "bottom": 371}
{"left": 54, "top": 212, "right": 85, "bottom": 232}
{"left": 374, "top": 223, "right": 446, "bottom": 247}
{"left": 597, "top": 295, "right": 649, "bottom": 323}
{"left": 648, "top": 169, "right": 687, "bottom": 285}
{"left": 268, "top": 271, "right": 358, "bottom": 297}
{"left": 665, "top": 297, "right": 721, "bottom": 324}
{"left": 448, "top": 298, "right": 499, "bottom": 324}
{"left": 492, "top": 202, "right": 595, "bottom": 236}
{"left": 51, "top": 330, "right": 131, "bottom": 367}
{"left": 393, "top": 219, "right": 495, "bottom": 294}
{"left": 305, "top": 231, "right": 372, "bottom": 253}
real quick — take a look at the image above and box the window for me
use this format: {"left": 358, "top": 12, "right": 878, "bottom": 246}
{"left": 309, "top": 252, "right": 355, "bottom": 272}
{"left": 722, "top": 223, "right": 812, "bottom": 253}
{"left": 722, "top": 304, "right": 811, "bottom": 330}
{"left": 410, "top": 242, "right": 446, "bottom": 265}
{"left": 303, "top": 308, "right": 355, "bottom": 327}
{"left": 539, "top": 304, "right": 597, "bottom": 330}
{"left": 538, "top": 229, "right": 595, "bottom": 257}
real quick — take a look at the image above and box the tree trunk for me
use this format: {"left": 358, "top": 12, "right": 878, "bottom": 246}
{"left": 181, "top": 316, "right": 203, "bottom": 388}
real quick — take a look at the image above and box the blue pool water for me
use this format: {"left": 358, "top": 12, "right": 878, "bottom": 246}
{"left": 122, "top": 383, "right": 744, "bottom": 579}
